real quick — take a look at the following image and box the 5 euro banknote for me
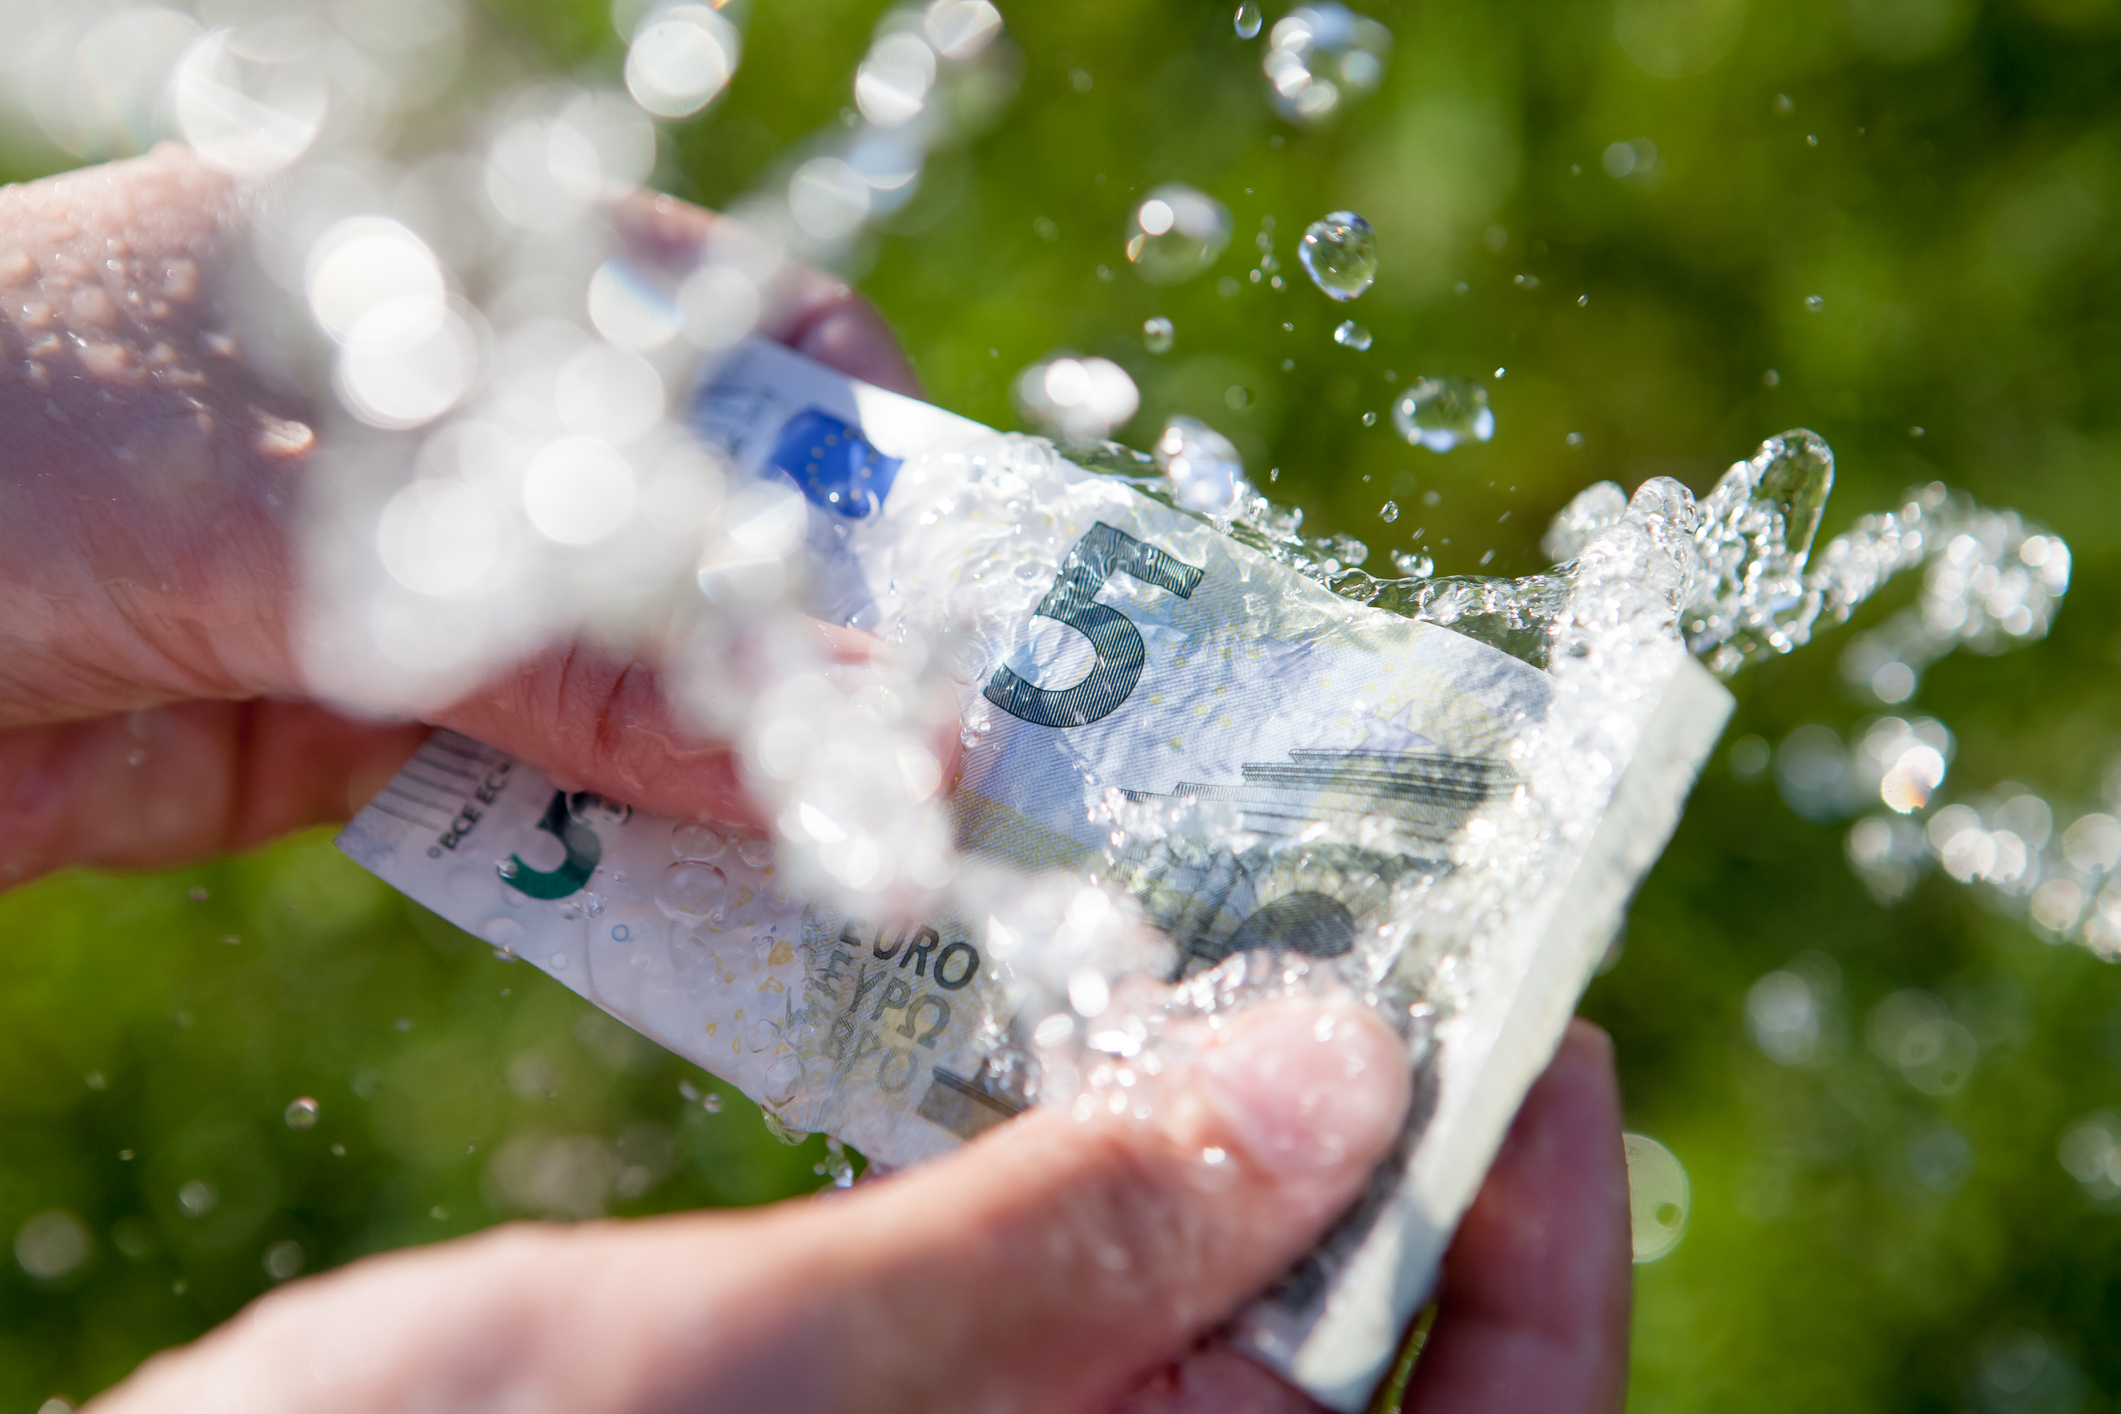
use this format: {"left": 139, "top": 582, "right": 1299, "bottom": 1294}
{"left": 338, "top": 338, "right": 1732, "bottom": 1410}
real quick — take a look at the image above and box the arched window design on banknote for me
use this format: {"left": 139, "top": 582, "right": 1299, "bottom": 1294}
{"left": 1113, "top": 749, "right": 1511, "bottom": 979}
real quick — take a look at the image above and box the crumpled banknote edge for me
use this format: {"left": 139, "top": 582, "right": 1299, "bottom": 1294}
{"left": 1237, "top": 654, "right": 1731, "bottom": 1410}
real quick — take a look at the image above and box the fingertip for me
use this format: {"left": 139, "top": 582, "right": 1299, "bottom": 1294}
{"left": 1198, "top": 1003, "right": 1410, "bottom": 1184}
{"left": 787, "top": 296, "right": 922, "bottom": 398}
{"left": 803, "top": 1001, "right": 1409, "bottom": 1412}
{"left": 1543, "top": 1018, "right": 1624, "bottom": 1138}
{"left": 1113, "top": 1345, "right": 1323, "bottom": 1414}
{"left": 608, "top": 189, "right": 718, "bottom": 267}
{"left": 606, "top": 189, "right": 917, "bottom": 394}
{"left": 1560, "top": 1015, "right": 1615, "bottom": 1066}
{"left": 1403, "top": 1014, "right": 1633, "bottom": 1414}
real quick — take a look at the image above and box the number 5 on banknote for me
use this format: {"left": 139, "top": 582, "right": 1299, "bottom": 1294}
{"left": 981, "top": 521, "right": 1205, "bottom": 728}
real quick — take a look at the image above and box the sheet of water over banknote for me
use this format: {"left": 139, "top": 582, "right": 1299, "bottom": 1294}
{"left": 339, "top": 338, "right": 1732, "bottom": 1411}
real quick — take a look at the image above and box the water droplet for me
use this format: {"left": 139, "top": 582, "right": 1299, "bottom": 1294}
{"left": 1068, "top": 967, "right": 1111, "bottom": 1017}
{"left": 1804, "top": 294, "right": 1825, "bottom": 312}
{"left": 566, "top": 792, "right": 622, "bottom": 829}
{"left": 1333, "top": 319, "right": 1372, "bottom": 350}
{"left": 817, "top": 1136, "right": 856, "bottom": 1188}
{"left": 1143, "top": 315, "right": 1175, "bottom": 354}
{"left": 495, "top": 857, "right": 519, "bottom": 880}
{"left": 1390, "top": 549, "right": 1435, "bottom": 578}
{"left": 657, "top": 861, "right": 729, "bottom": 925}
{"left": 1235, "top": 2, "right": 1263, "bottom": 38}
{"left": 1379, "top": 500, "right": 1400, "bottom": 523}
{"left": 1298, "top": 212, "right": 1377, "bottom": 301}
{"left": 479, "top": 916, "right": 523, "bottom": 947}
{"left": 1015, "top": 354, "right": 1140, "bottom": 438}
{"left": 1361, "top": 410, "right": 1377, "bottom": 427}
{"left": 257, "top": 1237, "right": 305, "bottom": 1283}
{"left": 702, "top": 1092, "right": 724, "bottom": 1113}
{"left": 1624, "top": 1134, "right": 1690, "bottom": 1263}
{"left": 736, "top": 836, "right": 774, "bottom": 869}
{"left": 284, "top": 1097, "right": 320, "bottom": 1129}
{"left": 177, "top": 1179, "right": 218, "bottom": 1217}
{"left": 1154, "top": 416, "right": 1247, "bottom": 513}
{"left": 1125, "top": 185, "right": 1232, "bottom": 285}
{"left": 1391, "top": 377, "right": 1495, "bottom": 453}
{"left": 672, "top": 823, "right": 726, "bottom": 861}
{"left": 1262, "top": 4, "right": 1393, "bottom": 126}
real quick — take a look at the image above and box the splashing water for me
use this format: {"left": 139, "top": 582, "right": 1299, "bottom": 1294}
{"left": 1391, "top": 377, "right": 1495, "bottom": 453}
{"left": 672, "top": 823, "right": 727, "bottom": 862}
{"left": 1246, "top": 426, "right": 2074, "bottom": 959}
{"left": 657, "top": 862, "right": 729, "bottom": 926}
{"left": 333, "top": 307, "right": 2073, "bottom": 1402}
{"left": 1832, "top": 494, "right": 2068, "bottom": 704}
{"left": 626, "top": 6, "right": 742, "bottom": 119}
{"left": 1152, "top": 415, "right": 1249, "bottom": 514}
{"left": 1014, "top": 354, "right": 1141, "bottom": 439}
{"left": 815, "top": 1136, "right": 857, "bottom": 1187}
{"left": 28, "top": 0, "right": 2084, "bottom": 1387}
{"left": 1298, "top": 211, "right": 1377, "bottom": 301}
{"left": 1767, "top": 715, "right": 2115, "bottom": 960}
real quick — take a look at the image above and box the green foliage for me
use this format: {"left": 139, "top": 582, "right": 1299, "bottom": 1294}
{"left": 0, "top": 839, "right": 834, "bottom": 1406}
{"left": 5, "top": 0, "right": 2120, "bottom": 1406}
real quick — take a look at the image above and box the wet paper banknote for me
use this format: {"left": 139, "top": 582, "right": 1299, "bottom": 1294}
{"left": 339, "top": 340, "right": 1731, "bottom": 1410}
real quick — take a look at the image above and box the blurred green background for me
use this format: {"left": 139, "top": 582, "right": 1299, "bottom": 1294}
{"left": 5, "top": 0, "right": 2120, "bottom": 1407}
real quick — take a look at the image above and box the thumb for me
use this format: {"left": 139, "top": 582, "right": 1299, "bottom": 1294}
{"left": 85, "top": 1001, "right": 1408, "bottom": 1414}
{"left": 752, "top": 1001, "right": 1407, "bottom": 1413}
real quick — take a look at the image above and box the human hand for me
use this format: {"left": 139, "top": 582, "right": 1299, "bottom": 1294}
{"left": 3, "top": 145, "right": 1631, "bottom": 1414}
{"left": 86, "top": 1014, "right": 1627, "bottom": 1414}
{"left": 0, "top": 145, "right": 917, "bottom": 885}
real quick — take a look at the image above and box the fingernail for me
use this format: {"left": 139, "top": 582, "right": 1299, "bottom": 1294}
{"left": 1198, "top": 1006, "right": 1409, "bottom": 1178}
